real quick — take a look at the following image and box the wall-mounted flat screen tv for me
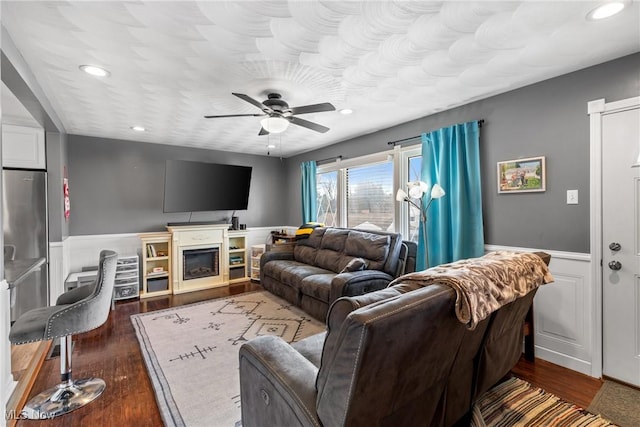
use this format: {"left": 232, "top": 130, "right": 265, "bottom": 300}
{"left": 163, "top": 160, "right": 252, "bottom": 213}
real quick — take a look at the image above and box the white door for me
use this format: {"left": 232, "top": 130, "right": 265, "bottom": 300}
{"left": 602, "top": 101, "right": 640, "bottom": 387}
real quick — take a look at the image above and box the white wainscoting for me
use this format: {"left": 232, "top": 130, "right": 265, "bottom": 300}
{"left": 485, "top": 245, "right": 594, "bottom": 376}
{"left": 1, "top": 279, "right": 17, "bottom": 419}
{"left": 49, "top": 242, "right": 64, "bottom": 304}
{"left": 58, "top": 227, "right": 297, "bottom": 293}
{"left": 64, "top": 233, "right": 142, "bottom": 280}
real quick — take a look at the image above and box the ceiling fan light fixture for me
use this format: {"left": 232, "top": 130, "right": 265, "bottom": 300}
{"left": 79, "top": 64, "right": 110, "bottom": 77}
{"left": 260, "top": 116, "right": 289, "bottom": 133}
{"left": 587, "top": 1, "right": 626, "bottom": 20}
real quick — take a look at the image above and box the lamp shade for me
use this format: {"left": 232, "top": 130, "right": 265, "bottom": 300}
{"left": 260, "top": 116, "right": 289, "bottom": 133}
{"left": 431, "top": 184, "right": 446, "bottom": 199}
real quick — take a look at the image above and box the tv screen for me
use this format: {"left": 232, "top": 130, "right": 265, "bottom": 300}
{"left": 163, "top": 160, "right": 252, "bottom": 213}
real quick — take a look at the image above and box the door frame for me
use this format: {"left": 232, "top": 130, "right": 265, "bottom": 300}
{"left": 588, "top": 95, "right": 640, "bottom": 379}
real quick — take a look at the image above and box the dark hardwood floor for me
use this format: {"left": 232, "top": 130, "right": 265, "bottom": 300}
{"left": 15, "top": 282, "right": 602, "bottom": 426}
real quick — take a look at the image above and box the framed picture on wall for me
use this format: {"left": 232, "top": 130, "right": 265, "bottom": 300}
{"left": 497, "top": 156, "right": 546, "bottom": 193}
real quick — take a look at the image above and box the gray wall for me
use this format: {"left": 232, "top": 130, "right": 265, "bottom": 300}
{"left": 67, "top": 135, "right": 288, "bottom": 235}
{"left": 284, "top": 53, "right": 640, "bottom": 254}
{"left": 46, "top": 132, "right": 69, "bottom": 241}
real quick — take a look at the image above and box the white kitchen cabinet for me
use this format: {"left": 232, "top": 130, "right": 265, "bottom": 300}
{"left": 2, "top": 124, "right": 46, "bottom": 169}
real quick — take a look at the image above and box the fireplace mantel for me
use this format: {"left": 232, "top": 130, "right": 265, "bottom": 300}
{"left": 167, "top": 224, "right": 231, "bottom": 294}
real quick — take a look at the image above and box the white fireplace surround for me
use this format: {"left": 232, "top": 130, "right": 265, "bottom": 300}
{"left": 166, "top": 224, "right": 231, "bottom": 294}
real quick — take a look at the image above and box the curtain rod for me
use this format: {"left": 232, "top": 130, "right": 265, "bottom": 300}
{"left": 387, "top": 120, "right": 484, "bottom": 146}
{"left": 316, "top": 155, "right": 343, "bottom": 165}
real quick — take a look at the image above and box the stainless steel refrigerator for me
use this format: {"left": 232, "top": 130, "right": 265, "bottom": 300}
{"left": 3, "top": 169, "right": 49, "bottom": 322}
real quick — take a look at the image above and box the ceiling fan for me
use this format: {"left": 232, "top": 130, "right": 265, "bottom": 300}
{"left": 205, "top": 93, "right": 335, "bottom": 135}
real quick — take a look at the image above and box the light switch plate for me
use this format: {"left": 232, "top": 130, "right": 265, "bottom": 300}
{"left": 567, "top": 189, "right": 579, "bottom": 205}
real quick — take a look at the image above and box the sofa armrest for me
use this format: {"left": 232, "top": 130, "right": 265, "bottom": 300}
{"left": 239, "top": 336, "right": 322, "bottom": 427}
{"left": 260, "top": 250, "right": 295, "bottom": 269}
{"left": 329, "top": 270, "right": 395, "bottom": 304}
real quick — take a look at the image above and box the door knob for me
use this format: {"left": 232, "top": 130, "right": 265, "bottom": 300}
{"left": 608, "top": 260, "right": 622, "bottom": 271}
{"left": 609, "top": 242, "right": 621, "bottom": 251}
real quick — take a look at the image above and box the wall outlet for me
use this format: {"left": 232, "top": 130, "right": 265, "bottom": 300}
{"left": 567, "top": 189, "right": 579, "bottom": 205}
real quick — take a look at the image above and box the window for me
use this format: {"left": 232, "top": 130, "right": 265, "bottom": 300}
{"left": 407, "top": 155, "right": 422, "bottom": 242}
{"left": 315, "top": 147, "right": 419, "bottom": 239}
{"left": 346, "top": 161, "right": 394, "bottom": 231}
{"left": 316, "top": 171, "right": 338, "bottom": 227}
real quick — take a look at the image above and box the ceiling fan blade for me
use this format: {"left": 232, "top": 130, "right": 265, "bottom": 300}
{"left": 289, "top": 102, "right": 336, "bottom": 115}
{"left": 258, "top": 127, "right": 269, "bottom": 136}
{"left": 232, "top": 93, "right": 272, "bottom": 113}
{"left": 204, "top": 113, "right": 265, "bottom": 118}
{"left": 288, "top": 116, "right": 330, "bottom": 133}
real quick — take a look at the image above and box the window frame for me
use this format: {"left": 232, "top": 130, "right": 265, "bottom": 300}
{"left": 398, "top": 145, "right": 422, "bottom": 241}
{"left": 315, "top": 145, "right": 421, "bottom": 239}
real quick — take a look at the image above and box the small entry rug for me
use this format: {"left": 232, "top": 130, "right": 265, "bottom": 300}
{"left": 588, "top": 380, "right": 640, "bottom": 427}
{"left": 472, "top": 377, "right": 617, "bottom": 426}
{"left": 131, "top": 291, "right": 325, "bottom": 427}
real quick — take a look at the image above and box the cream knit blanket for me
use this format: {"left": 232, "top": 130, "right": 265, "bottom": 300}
{"left": 389, "top": 251, "right": 554, "bottom": 330}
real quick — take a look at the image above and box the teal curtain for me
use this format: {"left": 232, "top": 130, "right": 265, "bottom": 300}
{"left": 300, "top": 160, "right": 317, "bottom": 224}
{"left": 418, "top": 121, "right": 484, "bottom": 270}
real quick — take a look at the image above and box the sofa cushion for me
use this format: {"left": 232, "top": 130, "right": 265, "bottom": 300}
{"left": 345, "top": 231, "right": 390, "bottom": 271}
{"left": 293, "top": 228, "right": 325, "bottom": 264}
{"left": 315, "top": 250, "right": 343, "bottom": 273}
{"left": 263, "top": 260, "right": 332, "bottom": 289}
{"left": 294, "top": 245, "right": 317, "bottom": 265}
{"left": 291, "top": 332, "right": 326, "bottom": 368}
{"left": 300, "top": 274, "right": 335, "bottom": 302}
{"left": 320, "top": 228, "right": 349, "bottom": 251}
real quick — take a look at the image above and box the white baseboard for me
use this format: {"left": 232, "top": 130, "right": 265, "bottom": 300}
{"left": 535, "top": 346, "right": 593, "bottom": 376}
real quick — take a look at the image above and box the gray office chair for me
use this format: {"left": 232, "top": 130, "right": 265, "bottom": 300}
{"left": 9, "top": 250, "right": 118, "bottom": 419}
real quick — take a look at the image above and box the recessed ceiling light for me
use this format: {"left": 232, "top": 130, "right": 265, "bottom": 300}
{"left": 130, "top": 126, "right": 146, "bottom": 132}
{"left": 587, "top": 2, "right": 626, "bottom": 20}
{"left": 339, "top": 108, "right": 353, "bottom": 115}
{"left": 79, "top": 65, "right": 111, "bottom": 77}
{"left": 267, "top": 144, "right": 276, "bottom": 149}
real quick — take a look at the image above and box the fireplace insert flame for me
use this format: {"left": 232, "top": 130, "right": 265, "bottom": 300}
{"left": 183, "top": 247, "right": 219, "bottom": 281}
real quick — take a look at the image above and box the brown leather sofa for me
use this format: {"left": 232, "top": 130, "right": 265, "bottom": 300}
{"left": 260, "top": 227, "right": 414, "bottom": 321}
{"left": 240, "top": 252, "right": 550, "bottom": 427}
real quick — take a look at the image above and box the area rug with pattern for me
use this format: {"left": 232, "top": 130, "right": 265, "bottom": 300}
{"left": 472, "top": 377, "right": 618, "bottom": 427}
{"left": 131, "top": 291, "right": 325, "bottom": 427}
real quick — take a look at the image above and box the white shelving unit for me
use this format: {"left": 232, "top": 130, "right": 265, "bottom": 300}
{"left": 114, "top": 255, "right": 139, "bottom": 301}
{"left": 139, "top": 232, "right": 172, "bottom": 298}
{"left": 228, "top": 230, "right": 249, "bottom": 284}
{"left": 250, "top": 244, "right": 265, "bottom": 282}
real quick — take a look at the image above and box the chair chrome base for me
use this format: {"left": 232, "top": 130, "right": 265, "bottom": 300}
{"left": 21, "top": 377, "right": 106, "bottom": 419}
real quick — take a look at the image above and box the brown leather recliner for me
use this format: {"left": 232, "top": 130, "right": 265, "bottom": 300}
{"left": 239, "top": 252, "right": 551, "bottom": 427}
{"left": 239, "top": 282, "right": 469, "bottom": 427}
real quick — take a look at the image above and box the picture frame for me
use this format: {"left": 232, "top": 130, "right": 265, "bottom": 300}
{"left": 497, "top": 156, "right": 546, "bottom": 193}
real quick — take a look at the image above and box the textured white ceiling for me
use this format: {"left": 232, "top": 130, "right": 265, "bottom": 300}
{"left": 3, "top": 1, "right": 639, "bottom": 157}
